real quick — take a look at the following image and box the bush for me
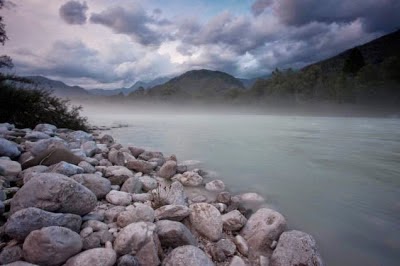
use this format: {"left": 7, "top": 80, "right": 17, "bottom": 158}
{"left": 0, "top": 74, "right": 89, "bottom": 131}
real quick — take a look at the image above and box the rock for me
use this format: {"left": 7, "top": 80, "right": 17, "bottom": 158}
{"left": 189, "top": 203, "right": 223, "bottom": 241}
{"left": 139, "top": 175, "right": 157, "bottom": 191}
{"left": 117, "top": 255, "right": 139, "bottom": 266}
{"left": 178, "top": 160, "right": 202, "bottom": 171}
{"left": 165, "top": 154, "right": 177, "bottom": 162}
{"left": 82, "top": 234, "right": 101, "bottom": 250}
{"left": 217, "top": 191, "right": 231, "bottom": 204}
{"left": 117, "top": 203, "right": 155, "bottom": 227}
{"left": 259, "top": 256, "right": 269, "bottom": 266}
{"left": 106, "top": 190, "right": 132, "bottom": 206}
{"left": 120, "top": 176, "right": 143, "bottom": 193}
{"left": 108, "top": 149, "right": 128, "bottom": 166}
{"left": 216, "top": 239, "right": 236, "bottom": 257}
{"left": 156, "top": 220, "right": 197, "bottom": 248}
{"left": 158, "top": 160, "right": 177, "bottom": 179}
{"left": 162, "top": 245, "right": 214, "bottom": 266}
{"left": 127, "top": 146, "right": 145, "bottom": 158}
{"left": 153, "top": 181, "right": 188, "bottom": 206}
{"left": 23, "top": 148, "right": 82, "bottom": 170}
{"left": 191, "top": 195, "right": 207, "bottom": 203}
{"left": 64, "top": 247, "right": 117, "bottom": 266}
{"left": 5, "top": 207, "right": 82, "bottom": 240}
{"left": 2, "top": 261, "right": 37, "bottom": 266}
{"left": 80, "top": 227, "right": 93, "bottom": 238}
{"left": 10, "top": 173, "right": 97, "bottom": 215}
{"left": 234, "top": 235, "right": 248, "bottom": 256}
{"left": 0, "top": 159, "right": 21, "bottom": 178}
{"left": 23, "top": 226, "right": 82, "bottom": 266}
{"left": 270, "top": 230, "right": 323, "bottom": 266}
{"left": 66, "top": 130, "right": 93, "bottom": 143}
{"left": 240, "top": 208, "right": 287, "bottom": 257}
{"left": 114, "top": 222, "right": 160, "bottom": 266}
{"left": 229, "top": 256, "right": 246, "bottom": 266}
{"left": 0, "top": 246, "right": 22, "bottom": 265}
{"left": 205, "top": 180, "right": 226, "bottom": 192}
{"left": 138, "top": 151, "right": 163, "bottom": 161}
{"left": 100, "top": 134, "right": 115, "bottom": 146}
{"left": 70, "top": 174, "right": 111, "bottom": 199}
{"left": 78, "top": 161, "right": 96, "bottom": 173}
{"left": 104, "top": 166, "right": 133, "bottom": 185}
{"left": 104, "top": 206, "right": 126, "bottom": 223}
{"left": 155, "top": 205, "right": 190, "bottom": 221}
{"left": 213, "top": 203, "right": 227, "bottom": 213}
{"left": 25, "top": 131, "right": 50, "bottom": 141}
{"left": 173, "top": 171, "right": 203, "bottom": 186}
{"left": 0, "top": 122, "right": 14, "bottom": 130}
{"left": 81, "top": 141, "right": 100, "bottom": 157}
{"left": 176, "top": 164, "right": 187, "bottom": 174}
{"left": 83, "top": 220, "right": 108, "bottom": 231}
{"left": 82, "top": 212, "right": 104, "bottom": 222}
{"left": 29, "top": 138, "right": 67, "bottom": 157}
{"left": 33, "top": 123, "right": 56, "bottom": 135}
{"left": 47, "top": 161, "right": 83, "bottom": 176}
{"left": 222, "top": 210, "right": 247, "bottom": 231}
{"left": 210, "top": 244, "right": 226, "bottom": 262}
{"left": 148, "top": 157, "right": 166, "bottom": 167}
{"left": 18, "top": 165, "right": 48, "bottom": 182}
{"left": 99, "top": 158, "right": 112, "bottom": 166}
{"left": 0, "top": 138, "right": 20, "bottom": 158}
{"left": 126, "top": 159, "right": 155, "bottom": 174}
{"left": 239, "top": 193, "right": 265, "bottom": 205}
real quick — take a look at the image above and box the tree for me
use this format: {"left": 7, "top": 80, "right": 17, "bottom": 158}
{"left": 0, "top": 0, "right": 13, "bottom": 68}
{"left": 343, "top": 48, "right": 365, "bottom": 75}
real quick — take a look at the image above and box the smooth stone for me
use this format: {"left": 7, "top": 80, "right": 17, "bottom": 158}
{"left": 138, "top": 151, "right": 164, "bottom": 161}
{"left": 0, "top": 138, "right": 20, "bottom": 158}
{"left": 28, "top": 138, "right": 67, "bottom": 156}
{"left": 120, "top": 176, "right": 143, "bottom": 194}
{"left": 191, "top": 195, "right": 207, "bottom": 203}
{"left": 126, "top": 159, "right": 156, "bottom": 174}
{"left": 33, "top": 123, "right": 56, "bottom": 135}
{"left": 70, "top": 174, "right": 111, "bottom": 199}
{"left": 139, "top": 175, "right": 158, "bottom": 192}
{"left": 222, "top": 210, "right": 248, "bottom": 231}
{"left": 104, "top": 206, "right": 126, "bottom": 223}
{"left": 117, "top": 203, "right": 155, "bottom": 227}
{"left": 18, "top": 165, "right": 48, "bottom": 183}
{"left": 23, "top": 226, "right": 82, "bottom": 266}
{"left": 205, "top": 180, "right": 226, "bottom": 192}
{"left": 217, "top": 191, "right": 231, "bottom": 204}
{"left": 158, "top": 160, "right": 177, "bottom": 179}
{"left": 108, "top": 150, "right": 130, "bottom": 166}
{"left": 25, "top": 131, "right": 50, "bottom": 141}
{"left": 239, "top": 192, "right": 265, "bottom": 204}
{"left": 155, "top": 205, "right": 190, "bottom": 221}
{"left": 178, "top": 160, "right": 202, "bottom": 171}
{"left": 229, "top": 256, "right": 246, "bottom": 266}
{"left": 240, "top": 208, "right": 287, "bottom": 257}
{"left": 156, "top": 220, "right": 197, "bottom": 248}
{"left": 162, "top": 245, "right": 214, "bottom": 266}
{"left": 0, "top": 246, "right": 23, "bottom": 265}
{"left": 80, "top": 227, "right": 93, "bottom": 238}
{"left": 131, "top": 193, "right": 153, "bottom": 202}
{"left": 114, "top": 222, "right": 160, "bottom": 266}
{"left": 10, "top": 173, "right": 97, "bottom": 215}
{"left": 3, "top": 261, "right": 37, "bottom": 266}
{"left": 81, "top": 141, "right": 99, "bottom": 157}
{"left": 148, "top": 157, "right": 166, "bottom": 167}
{"left": 66, "top": 130, "right": 93, "bottom": 143}
{"left": 234, "top": 235, "right": 249, "bottom": 256}
{"left": 216, "top": 239, "right": 236, "bottom": 257}
{"left": 5, "top": 207, "right": 81, "bottom": 240}
{"left": 83, "top": 220, "right": 108, "bottom": 231}
{"left": 189, "top": 203, "right": 223, "bottom": 241}
{"left": 152, "top": 181, "right": 188, "bottom": 207}
{"left": 22, "top": 148, "right": 82, "bottom": 169}
{"left": 104, "top": 166, "right": 133, "bottom": 186}
{"left": 99, "top": 134, "right": 114, "bottom": 146}
{"left": 78, "top": 161, "right": 96, "bottom": 173}
{"left": 270, "top": 230, "right": 323, "bottom": 266}
{"left": 64, "top": 247, "right": 117, "bottom": 266}
{"left": 0, "top": 159, "right": 21, "bottom": 178}
{"left": 106, "top": 190, "right": 132, "bottom": 206}
{"left": 47, "top": 161, "right": 83, "bottom": 176}
{"left": 117, "top": 255, "right": 139, "bottom": 266}
{"left": 127, "top": 146, "right": 145, "bottom": 158}
{"left": 173, "top": 171, "right": 203, "bottom": 186}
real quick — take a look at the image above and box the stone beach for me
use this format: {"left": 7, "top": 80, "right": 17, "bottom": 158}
{"left": 0, "top": 122, "right": 323, "bottom": 265}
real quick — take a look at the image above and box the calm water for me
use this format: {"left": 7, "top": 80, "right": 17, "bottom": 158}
{"left": 86, "top": 112, "right": 400, "bottom": 266}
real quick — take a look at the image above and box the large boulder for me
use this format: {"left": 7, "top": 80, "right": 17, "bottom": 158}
{"left": 162, "top": 245, "right": 214, "bottom": 266}
{"left": 104, "top": 166, "right": 133, "bottom": 186}
{"left": 28, "top": 138, "right": 68, "bottom": 157}
{"left": 0, "top": 138, "right": 20, "bottom": 158}
{"left": 0, "top": 245, "right": 23, "bottom": 265}
{"left": 240, "top": 208, "right": 287, "bottom": 257}
{"left": 158, "top": 160, "right": 177, "bottom": 179}
{"left": 5, "top": 207, "right": 81, "bottom": 240}
{"left": 70, "top": 174, "right": 111, "bottom": 199}
{"left": 189, "top": 203, "right": 223, "bottom": 241}
{"left": 126, "top": 159, "right": 156, "bottom": 174}
{"left": 47, "top": 161, "right": 83, "bottom": 176}
{"left": 23, "top": 226, "right": 82, "bottom": 266}
{"left": 0, "top": 159, "right": 21, "bottom": 178}
{"left": 64, "top": 247, "right": 117, "bottom": 266}
{"left": 155, "top": 205, "right": 190, "bottom": 221}
{"left": 156, "top": 220, "right": 197, "bottom": 248}
{"left": 114, "top": 222, "right": 160, "bottom": 266}
{"left": 120, "top": 176, "right": 143, "bottom": 194}
{"left": 270, "top": 230, "right": 323, "bottom": 266}
{"left": 10, "top": 174, "right": 97, "bottom": 215}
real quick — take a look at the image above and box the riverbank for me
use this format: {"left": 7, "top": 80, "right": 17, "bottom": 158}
{"left": 0, "top": 122, "right": 323, "bottom": 266}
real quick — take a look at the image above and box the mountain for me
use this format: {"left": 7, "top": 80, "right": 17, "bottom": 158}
{"left": 138, "top": 69, "right": 245, "bottom": 100}
{"left": 24, "top": 76, "right": 89, "bottom": 98}
{"left": 87, "top": 76, "right": 171, "bottom": 96}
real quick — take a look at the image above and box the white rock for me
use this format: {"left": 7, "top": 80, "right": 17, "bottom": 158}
{"left": 105, "top": 191, "right": 132, "bottom": 206}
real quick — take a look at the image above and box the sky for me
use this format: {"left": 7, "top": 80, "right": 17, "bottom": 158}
{"left": 1, "top": 0, "right": 399, "bottom": 89}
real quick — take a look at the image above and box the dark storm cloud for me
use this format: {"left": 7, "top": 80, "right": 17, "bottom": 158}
{"left": 59, "top": 1, "right": 88, "bottom": 25}
{"left": 275, "top": 0, "right": 400, "bottom": 32}
{"left": 251, "top": 0, "right": 273, "bottom": 16}
{"left": 90, "top": 5, "right": 171, "bottom": 46}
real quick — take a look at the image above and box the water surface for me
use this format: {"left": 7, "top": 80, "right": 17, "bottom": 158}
{"left": 86, "top": 112, "right": 400, "bottom": 266}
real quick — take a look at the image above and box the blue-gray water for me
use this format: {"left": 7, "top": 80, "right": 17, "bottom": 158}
{"left": 87, "top": 112, "right": 400, "bottom": 266}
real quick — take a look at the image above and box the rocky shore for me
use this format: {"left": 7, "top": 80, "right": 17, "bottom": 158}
{"left": 0, "top": 122, "right": 323, "bottom": 266}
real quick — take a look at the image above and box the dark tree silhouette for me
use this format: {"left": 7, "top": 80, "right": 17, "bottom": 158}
{"left": 343, "top": 48, "right": 365, "bottom": 75}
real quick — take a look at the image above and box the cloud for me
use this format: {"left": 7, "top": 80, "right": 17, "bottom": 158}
{"left": 59, "top": 1, "right": 88, "bottom": 25}
{"left": 251, "top": 0, "right": 273, "bottom": 16}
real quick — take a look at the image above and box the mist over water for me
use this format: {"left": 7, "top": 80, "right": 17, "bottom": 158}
{"left": 84, "top": 104, "right": 400, "bottom": 266}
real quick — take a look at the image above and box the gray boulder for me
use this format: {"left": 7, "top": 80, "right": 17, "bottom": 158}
{"left": 270, "top": 230, "right": 323, "bottom": 266}
{"left": 104, "top": 166, "right": 133, "bottom": 185}
{"left": 70, "top": 174, "right": 111, "bottom": 199}
{"left": 0, "top": 138, "right": 20, "bottom": 158}
{"left": 120, "top": 176, "right": 143, "bottom": 193}
{"left": 47, "top": 161, "right": 83, "bottom": 176}
{"left": 29, "top": 138, "right": 67, "bottom": 156}
{"left": 221, "top": 210, "right": 247, "bottom": 231}
{"left": 162, "top": 245, "right": 214, "bottom": 266}
{"left": 65, "top": 247, "right": 117, "bottom": 266}
{"left": 25, "top": 131, "right": 50, "bottom": 141}
{"left": 99, "top": 134, "right": 114, "bottom": 146}
{"left": 152, "top": 181, "right": 188, "bottom": 206}
{"left": 128, "top": 146, "right": 145, "bottom": 157}
{"left": 138, "top": 151, "right": 163, "bottom": 161}
{"left": 0, "top": 159, "right": 21, "bottom": 178}
{"left": 117, "top": 255, "right": 139, "bottom": 266}
{"left": 23, "top": 226, "right": 82, "bottom": 266}
{"left": 156, "top": 220, "right": 197, "bottom": 248}
{"left": 158, "top": 160, "right": 177, "bottom": 179}
{"left": 5, "top": 207, "right": 81, "bottom": 240}
{"left": 10, "top": 174, "right": 97, "bottom": 215}
{"left": 126, "top": 159, "right": 156, "bottom": 174}
{"left": 106, "top": 190, "right": 132, "bottom": 206}
{"left": 0, "top": 245, "right": 23, "bottom": 265}
{"left": 2, "top": 261, "right": 37, "bottom": 266}
{"left": 66, "top": 130, "right": 93, "bottom": 143}
{"left": 240, "top": 208, "right": 287, "bottom": 257}
{"left": 114, "top": 222, "right": 160, "bottom": 266}
{"left": 33, "top": 124, "right": 56, "bottom": 135}
{"left": 139, "top": 175, "right": 158, "bottom": 191}
{"left": 78, "top": 161, "right": 96, "bottom": 173}
{"left": 189, "top": 203, "right": 223, "bottom": 241}
{"left": 205, "top": 180, "right": 226, "bottom": 192}
{"left": 81, "top": 141, "right": 99, "bottom": 157}
{"left": 155, "top": 205, "right": 190, "bottom": 221}
{"left": 173, "top": 171, "right": 203, "bottom": 186}
{"left": 117, "top": 203, "right": 155, "bottom": 227}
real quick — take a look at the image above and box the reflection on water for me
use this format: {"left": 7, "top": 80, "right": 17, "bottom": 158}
{"left": 87, "top": 113, "right": 400, "bottom": 266}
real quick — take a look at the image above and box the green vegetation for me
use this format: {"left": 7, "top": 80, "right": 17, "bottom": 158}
{"left": 0, "top": 1, "right": 89, "bottom": 130}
